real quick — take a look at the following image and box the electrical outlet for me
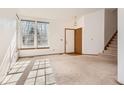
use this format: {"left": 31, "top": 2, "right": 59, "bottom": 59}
{"left": 60, "top": 39, "right": 63, "bottom": 41}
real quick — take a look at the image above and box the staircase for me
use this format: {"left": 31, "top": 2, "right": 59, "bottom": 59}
{"left": 102, "top": 33, "right": 117, "bottom": 57}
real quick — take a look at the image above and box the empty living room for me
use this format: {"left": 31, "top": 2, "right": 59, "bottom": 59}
{"left": 0, "top": 8, "right": 121, "bottom": 85}
{"left": 1, "top": 0, "right": 124, "bottom": 93}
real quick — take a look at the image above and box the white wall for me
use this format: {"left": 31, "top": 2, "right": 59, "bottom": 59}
{"left": 118, "top": 8, "right": 124, "bottom": 84}
{"left": 0, "top": 9, "right": 17, "bottom": 65}
{"left": 76, "top": 16, "right": 85, "bottom": 28}
{"left": 104, "top": 9, "right": 117, "bottom": 46}
{"left": 0, "top": 9, "right": 17, "bottom": 82}
{"left": 83, "top": 9, "right": 105, "bottom": 54}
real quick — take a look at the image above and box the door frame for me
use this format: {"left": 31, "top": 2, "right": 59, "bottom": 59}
{"left": 64, "top": 28, "right": 75, "bottom": 54}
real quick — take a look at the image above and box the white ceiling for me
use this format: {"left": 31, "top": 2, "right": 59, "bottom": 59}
{"left": 18, "top": 8, "right": 102, "bottom": 20}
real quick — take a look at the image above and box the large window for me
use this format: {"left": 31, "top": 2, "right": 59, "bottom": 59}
{"left": 20, "top": 20, "right": 49, "bottom": 49}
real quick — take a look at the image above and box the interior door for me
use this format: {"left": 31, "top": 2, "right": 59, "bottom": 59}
{"left": 75, "top": 28, "right": 82, "bottom": 54}
{"left": 66, "top": 29, "right": 74, "bottom": 53}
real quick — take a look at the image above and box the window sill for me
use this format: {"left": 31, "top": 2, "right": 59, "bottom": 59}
{"left": 19, "top": 47, "right": 50, "bottom": 50}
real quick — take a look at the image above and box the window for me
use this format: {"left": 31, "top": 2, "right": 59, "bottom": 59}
{"left": 21, "top": 20, "right": 35, "bottom": 48}
{"left": 37, "top": 22, "right": 48, "bottom": 47}
{"left": 20, "top": 20, "right": 49, "bottom": 49}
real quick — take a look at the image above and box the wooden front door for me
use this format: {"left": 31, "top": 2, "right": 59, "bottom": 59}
{"left": 75, "top": 28, "right": 82, "bottom": 54}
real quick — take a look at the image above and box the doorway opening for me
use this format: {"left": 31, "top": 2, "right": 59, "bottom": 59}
{"left": 64, "top": 28, "right": 82, "bottom": 55}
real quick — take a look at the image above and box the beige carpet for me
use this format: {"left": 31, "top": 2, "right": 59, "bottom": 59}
{"left": 4, "top": 48, "right": 117, "bottom": 85}
{"left": 32, "top": 54, "right": 118, "bottom": 85}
